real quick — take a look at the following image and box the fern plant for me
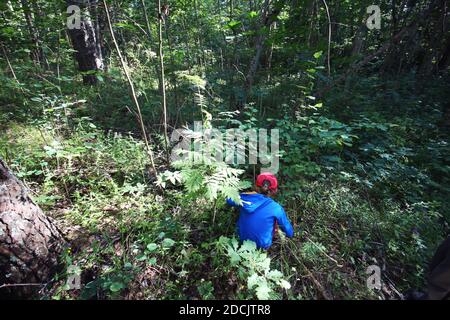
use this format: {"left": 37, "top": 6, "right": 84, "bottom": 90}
{"left": 216, "top": 236, "right": 291, "bottom": 300}
{"left": 156, "top": 122, "right": 251, "bottom": 224}
{"left": 157, "top": 156, "right": 250, "bottom": 206}
{"left": 156, "top": 80, "right": 251, "bottom": 221}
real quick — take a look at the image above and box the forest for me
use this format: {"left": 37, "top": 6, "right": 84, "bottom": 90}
{"left": 0, "top": 0, "right": 449, "bottom": 301}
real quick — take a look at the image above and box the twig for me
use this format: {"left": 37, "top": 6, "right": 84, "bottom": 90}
{"left": 157, "top": 0, "right": 170, "bottom": 163}
{"left": 1, "top": 43, "right": 20, "bottom": 85}
{"left": 287, "top": 242, "right": 332, "bottom": 300}
{"left": 35, "top": 74, "right": 62, "bottom": 94}
{"left": 102, "top": 0, "right": 158, "bottom": 179}
{"left": 0, "top": 283, "right": 44, "bottom": 290}
{"left": 385, "top": 274, "right": 404, "bottom": 299}
{"left": 306, "top": 237, "right": 344, "bottom": 267}
{"left": 321, "top": 0, "right": 332, "bottom": 77}
{"left": 124, "top": 105, "right": 140, "bottom": 122}
{"left": 303, "top": 265, "right": 332, "bottom": 300}
{"left": 0, "top": 42, "right": 26, "bottom": 96}
{"left": 233, "top": 64, "right": 246, "bottom": 81}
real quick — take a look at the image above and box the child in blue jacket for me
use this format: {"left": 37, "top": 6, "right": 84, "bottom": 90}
{"left": 227, "top": 173, "right": 294, "bottom": 249}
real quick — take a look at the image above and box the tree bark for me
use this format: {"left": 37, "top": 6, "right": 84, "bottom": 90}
{"left": 437, "top": 3, "right": 450, "bottom": 72}
{"left": 67, "top": 0, "right": 104, "bottom": 85}
{"left": 92, "top": 0, "right": 105, "bottom": 71}
{"left": 241, "top": 0, "right": 285, "bottom": 108}
{"left": 0, "top": 159, "right": 65, "bottom": 299}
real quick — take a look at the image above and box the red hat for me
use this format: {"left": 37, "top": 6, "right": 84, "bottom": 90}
{"left": 256, "top": 173, "right": 278, "bottom": 192}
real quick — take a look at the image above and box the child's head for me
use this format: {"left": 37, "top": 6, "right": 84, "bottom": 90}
{"left": 255, "top": 173, "right": 278, "bottom": 197}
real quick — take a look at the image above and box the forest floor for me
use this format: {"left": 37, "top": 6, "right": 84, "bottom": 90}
{"left": 1, "top": 73, "right": 449, "bottom": 300}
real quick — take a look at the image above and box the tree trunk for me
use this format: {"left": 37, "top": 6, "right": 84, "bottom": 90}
{"left": 319, "top": 0, "right": 445, "bottom": 97}
{"left": 241, "top": 0, "right": 285, "bottom": 108}
{"left": 92, "top": 0, "right": 105, "bottom": 71}
{"left": 438, "top": 38, "right": 450, "bottom": 71}
{"left": 158, "top": 0, "right": 169, "bottom": 161}
{"left": 0, "top": 159, "right": 65, "bottom": 299}
{"left": 20, "top": 0, "right": 45, "bottom": 67}
{"left": 437, "top": 6, "right": 450, "bottom": 72}
{"left": 67, "top": 0, "right": 104, "bottom": 85}
{"left": 30, "top": 0, "right": 49, "bottom": 68}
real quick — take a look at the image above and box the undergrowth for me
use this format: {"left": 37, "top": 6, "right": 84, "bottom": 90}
{"left": 0, "top": 71, "right": 449, "bottom": 300}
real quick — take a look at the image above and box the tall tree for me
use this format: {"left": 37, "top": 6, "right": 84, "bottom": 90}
{"left": 20, "top": 0, "right": 46, "bottom": 67}
{"left": 158, "top": 0, "right": 169, "bottom": 160}
{"left": 67, "top": 0, "right": 104, "bottom": 84}
{"left": 241, "top": 0, "right": 285, "bottom": 108}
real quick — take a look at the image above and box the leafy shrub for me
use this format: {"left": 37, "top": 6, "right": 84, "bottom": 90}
{"left": 216, "top": 237, "right": 291, "bottom": 300}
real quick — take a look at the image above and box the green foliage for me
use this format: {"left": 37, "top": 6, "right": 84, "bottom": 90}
{"left": 273, "top": 112, "right": 355, "bottom": 178}
{"left": 216, "top": 237, "right": 291, "bottom": 300}
{"left": 158, "top": 161, "right": 250, "bottom": 206}
{"left": 197, "top": 280, "right": 215, "bottom": 299}
{"left": 301, "top": 241, "right": 327, "bottom": 263}
{"left": 1, "top": 0, "right": 449, "bottom": 302}
{"left": 157, "top": 115, "right": 252, "bottom": 207}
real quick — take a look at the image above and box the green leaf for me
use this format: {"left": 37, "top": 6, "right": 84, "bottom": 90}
{"left": 239, "top": 240, "right": 257, "bottom": 253}
{"left": 162, "top": 238, "right": 175, "bottom": 248}
{"left": 255, "top": 281, "right": 271, "bottom": 300}
{"left": 229, "top": 251, "right": 241, "bottom": 265}
{"left": 247, "top": 11, "right": 258, "bottom": 18}
{"left": 148, "top": 257, "right": 157, "bottom": 265}
{"left": 247, "top": 274, "right": 260, "bottom": 290}
{"left": 313, "top": 102, "right": 323, "bottom": 108}
{"left": 279, "top": 279, "right": 291, "bottom": 290}
{"left": 146, "top": 243, "right": 158, "bottom": 252}
{"left": 109, "top": 282, "right": 125, "bottom": 292}
{"left": 114, "top": 22, "right": 137, "bottom": 31}
{"left": 267, "top": 270, "right": 283, "bottom": 281}
{"left": 0, "top": 26, "right": 15, "bottom": 37}
{"left": 137, "top": 254, "right": 147, "bottom": 261}
{"left": 226, "top": 20, "right": 242, "bottom": 29}
{"left": 61, "top": 283, "right": 71, "bottom": 291}
{"left": 313, "top": 51, "right": 323, "bottom": 59}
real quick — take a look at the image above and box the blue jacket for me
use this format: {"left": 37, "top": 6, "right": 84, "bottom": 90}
{"left": 227, "top": 193, "right": 294, "bottom": 249}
